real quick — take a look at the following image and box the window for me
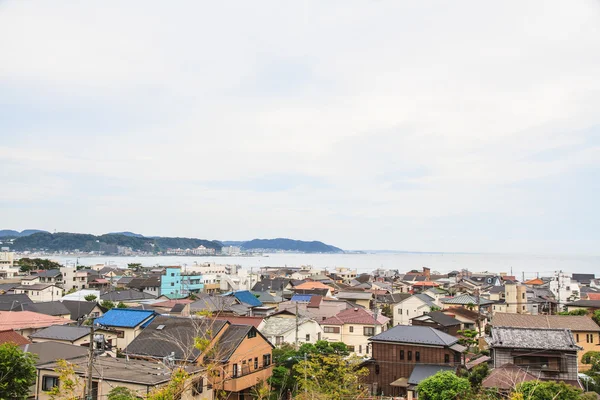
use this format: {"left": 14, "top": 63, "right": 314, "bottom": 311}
{"left": 359, "top": 345, "right": 362, "bottom": 354}
{"left": 576, "top": 333, "right": 580, "bottom": 342}
{"left": 306, "top": 334, "right": 310, "bottom": 342}
{"left": 454, "top": 353, "right": 461, "bottom": 363}
{"left": 445, "top": 354, "right": 450, "bottom": 363}
{"left": 406, "top": 309, "right": 409, "bottom": 316}
{"left": 349, "top": 326, "right": 354, "bottom": 333}
{"left": 171, "top": 282, "right": 174, "bottom": 286}
{"left": 263, "top": 354, "right": 271, "bottom": 366}
{"left": 400, "top": 350, "right": 404, "bottom": 360}
{"left": 254, "top": 357, "right": 258, "bottom": 369}
{"left": 347, "top": 345, "right": 355, "bottom": 352}
{"left": 171, "top": 273, "right": 175, "bottom": 277}
{"left": 192, "top": 377, "right": 204, "bottom": 395}
{"left": 248, "top": 329, "right": 256, "bottom": 339}
{"left": 416, "top": 352, "right": 420, "bottom": 362}
{"left": 323, "top": 326, "right": 340, "bottom": 333}
{"left": 408, "top": 351, "right": 412, "bottom": 361}
{"left": 522, "top": 293, "right": 525, "bottom": 299}
{"left": 116, "top": 330, "right": 125, "bottom": 338}
{"left": 232, "top": 364, "right": 239, "bottom": 377}
{"left": 275, "top": 336, "right": 284, "bottom": 345}
{"left": 364, "top": 327, "right": 375, "bottom": 336}
{"left": 375, "top": 364, "right": 380, "bottom": 375}
{"left": 398, "top": 308, "right": 402, "bottom": 315}
{"left": 42, "top": 376, "right": 59, "bottom": 391}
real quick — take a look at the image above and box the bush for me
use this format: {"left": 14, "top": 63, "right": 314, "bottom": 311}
{"left": 417, "top": 371, "right": 471, "bottom": 400}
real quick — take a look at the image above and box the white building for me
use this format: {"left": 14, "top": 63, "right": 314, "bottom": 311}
{"left": 0, "top": 251, "right": 19, "bottom": 278}
{"left": 221, "top": 246, "right": 242, "bottom": 256}
{"left": 392, "top": 293, "right": 438, "bottom": 326}
{"left": 549, "top": 272, "right": 580, "bottom": 310}
{"left": 259, "top": 317, "right": 323, "bottom": 346}
{"left": 13, "top": 284, "right": 63, "bottom": 302}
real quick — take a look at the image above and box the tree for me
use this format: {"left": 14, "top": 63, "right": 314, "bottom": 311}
{"left": 117, "top": 302, "right": 127, "bottom": 308}
{"left": 84, "top": 294, "right": 97, "bottom": 302}
{"left": 101, "top": 300, "right": 115, "bottom": 309}
{"left": 515, "top": 380, "right": 582, "bottom": 400}
{"left": 48, "top": 359, "right": 83, "bottom": 400}
{"left": 107, "top": 386, "right": 138, "bottom": 400}
{"left": 127, "top": 263, "right": 142, "bottom": 272}
{"left": 458, "top": 329, "right": 479, "bottom": 352}
{"left": 417, "top": 371, "right": 471, "bottom": 400}
{"left": 592, "top": 310, "right": 600, "bottom": 326}
{"left": 0, "top": 343, "right": 37, "bottom": 399}
{"left": 17, "top": 257, "right": 62, "bottom": 273}
{"left": 467, "top": 363, "right": 490, "bottom": 390}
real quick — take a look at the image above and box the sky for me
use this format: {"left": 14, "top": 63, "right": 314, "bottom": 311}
{"left": 1, "top": 1, "right": 599, "bottom": 255}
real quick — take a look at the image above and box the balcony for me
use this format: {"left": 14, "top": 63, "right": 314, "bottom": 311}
{"left": 221, "top": 365, "right": 273, "bottom": 392}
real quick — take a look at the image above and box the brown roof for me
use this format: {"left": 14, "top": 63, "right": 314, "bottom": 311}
{"left": 294, "top": 282, "right": 333, "bottom": 292}
{"left": 0, "top": 311, "right": 72, "bottom": 331}
{"left": 492, "top": 313, "right": 600, "bottom": 332}
{"left": 442, "top": 307, "right": 482, "bottom": 321}
{"left": 523, "top": 278, "right": 544, "bottom": 285}
{"left": 214, "top": 316, "right": 264, "bottom": 328}
{"left": 482, "top": 364, "right": 537, "bottom": 390}
{"left": 308, "top": 295, "right": 322, "bottom": 308}
{"left": 321, "top": 307, "right": 389, "bottom": 326}
{"left": 0, "top": 329, "right": 30, "bottom": 345}
{"left": 587, "top": 293, "right": 600, "bottom": 301}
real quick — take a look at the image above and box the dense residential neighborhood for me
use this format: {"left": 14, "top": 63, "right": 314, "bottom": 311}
{"left": 1, "top": 251, "right": 600, "bottom": 399}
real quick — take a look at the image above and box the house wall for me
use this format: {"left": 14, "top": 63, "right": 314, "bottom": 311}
{"left": 321, "top": 323, "right": 385, "bottom": 357}
{"left": 365, "top": 341, "right": 462, "bottom": 397}
{"left": 13, "top": 286, "right": 63, "bottom": 302}
{"left": 573, "top": 330, "right": 600, "bottom": 371}
{"left": 161, "top": 267, "right": 183, "bottom": 299}
{"left": 393, "top": 298, "right": 431, "bottom": 326}
{"left": 265, "top": 320, "right": 324, "bottom": 346}
{"left": 492, "top": 347, "right": 579, "bottom": 382}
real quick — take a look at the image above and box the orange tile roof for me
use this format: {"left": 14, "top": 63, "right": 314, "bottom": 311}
{"left": 0, "top": 311, "right": 72, "bottom": 331}
{"left": 0, "top": 329, "right": 30, "bottom": 346}
{"left": 523, "top": 278, "right": 544, "bottom": 285}
{"left": 586, "top": 293, "right": 600, "bottom": 301}
{"left": 294, "top": 282, "right": 333, "bottom": 291}
{"left": 411, "top": 281, "right": 440, "bottom": 287}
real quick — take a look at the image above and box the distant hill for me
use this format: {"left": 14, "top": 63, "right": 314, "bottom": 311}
{"left": 108, "top": 231, "right": 145, "bottom": 238}
{"left": 11, "top": 232, "right": 222, "bottom": 253}
{"left": 0, "top": 229, "right": 48, "bottom": 238}
{"left": 241, "top": 238, "right": 343, "bottom": 253}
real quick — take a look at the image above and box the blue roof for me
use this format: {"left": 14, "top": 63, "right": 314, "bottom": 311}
{"left": 232, "top": 290, "right": 263, "bottom": 307}
{"left": 94, "top": 309, "right": 156, "bottom": 328}
{"left": 291, "top": 294, "right": 312, "bottom": 302}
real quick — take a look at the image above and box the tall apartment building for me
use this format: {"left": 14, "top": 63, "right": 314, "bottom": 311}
{"left": 0, "top": 251, "right": 19, "bottom": 278}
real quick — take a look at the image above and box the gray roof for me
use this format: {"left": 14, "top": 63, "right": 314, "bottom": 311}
{"left": 412, "top": 311, "right": 462, "bottom": 327}
{"left": 189, "top": 294, "right": 239, "bottom": 313}
{"left": 261, "top": 317, "right": 311, "bottom": 336}
{"left": 170, "top": 303, "right": 186, "bottom": 313}
{"left": 14, "top": 283, "right": 57, "bottom": 290}
{"left": 377, "top": 293, "right": 412, "bottom": 304}
{"left": 125, "top": 315, "right": 228, "bottom": 362}
{"left": 370, "top": 325, "right": 459, "bottom": 347}
{"left": 413, "top": 293, "right": 437, "bottom": 307}
{"left": 30, "top": 325, "right": 92, "bottom": 341}
{"left": 336, "top": 291, "right": 373, "bottom": 300}
{"left": 408, "top": 365, "right": 456, "bottom": 385}
{"left": 566, "top": 300, "right": 600, "bottom": 308}
{"left": 36, "top": 270, "right": 62, "bottom": 278}
{"left": 20, "top": 342, "right": 88, "bottom": 365}
{"left": 210, "top": 324, "right": 257, "bottom": 362}
{"left": 252, "top": 278, "right": 290, "bottom": 292}
{"left": 100, "top": 289, "right": 156, "bottom": 302}
{"left": 61, "top": 300, "right": 99, "bottom": 321}
{"left": 21, "top": 301, "right": 71, "bottom": 316}
{"left": 251, "top": 291, "right": 283, "bottom": 303}
{"left": 488, "top": 286, "right": 505, "bottom": 294}
{"left": 0, "top": 283, "right": 17, "bottom": 293}
{"left": 0, "top": 294, "right": 32, "bottom": 310}
{"left": 491, "top": 327, "right": 580, "bottom": 351}
{"left": 441, "top": 294, "right": 494, "bottom": 306}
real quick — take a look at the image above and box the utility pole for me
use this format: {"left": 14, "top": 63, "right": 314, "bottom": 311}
{"left": 86, "top": 324, "right": 95, "bottom": 400}
{"left": 295, "top": 301, "right": 299, "bottom": 349}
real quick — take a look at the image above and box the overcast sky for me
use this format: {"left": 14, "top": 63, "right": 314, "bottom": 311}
{"left": 1, "top": 1, "right": 599, "bottom": 254}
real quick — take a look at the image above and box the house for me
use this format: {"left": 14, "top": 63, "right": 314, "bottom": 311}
{"left": 441, "top": 293, "right": 494, "bottom": 310}
{"left": 29, "top": 325, "right": 118, "bottom": 347}
{"left": 549, "top": 272, "right": 581, "bottom": 309}
{"left": 320, "top": 307, "right": 389, "bottom": 357}
{"left": 125, "top": 315, "right": 274, "bottom": 400}
{"left": 293, "top": 281, "right": 334, "bottom": 296}
{"left": 35, "top": 355, "right": 210, "bottom": 400}
{"left": 251, "top": 291, "right": 283, "bottom": 308}
{"left": 127, "top": 275, "right": 162, "bottom": 296}
{"left": 100, "top": 289, "right": 156, "bottom": 305}
{"left": 492, "top": 313, "right": 600, "bottom": 370}
{"left": 442, "top": 307, "right": 487, "bottom": 335}
{"left": 20, "top": 301, "right": 71, "bottom": 319}
{"left": 336, "top": 291, "right": 373, "bottom": 309}
{"left": 21, "top": 341, "right": 88, "bottom": 365}
{"left": 0, "top": 311, "right": 71, "bottom": 338}
{"left": 363, "top": 325, "right": 465, "bottom": 398}
{"left": 566, "top": 300, "right": 600, "bottom": 313}
{"left": 12, "top": 284, "right": 63, "bottom": 302}
{"left": 61, "top": 300, "right": 105, "bottom": 321}
{"left": 93, "top": 308, "right": 157, "bottom": 350}
{"left": 35, "top": 270, "right": 63, "bottom": 285}
{"left": 573, "top": 274, "right": 596, "bottom": 286}
{"left": 392, "top": 293, "right": 438, "bottom": 326}
{"left": 60, "top": 267, "right": 100, "bottom": 292}
{"left": 481, "top": 363, "right": 538, "bottom": 393}
{"left": 0, "top": 329, "right": 30, "bottom": 345}
{"left": 410, "top": 311, "right": 462, "bottom": 336}
{"left": 489, "top": 327, "right": 582, "bottom": 388}
{"left": 189, "top": 295, "right": 249, "bottom": 316}
{"left": 259, "top": 316, "right": 323, "bottom": 346}
{"left": 278, "top": 296, "right": 349, "bottom": 320}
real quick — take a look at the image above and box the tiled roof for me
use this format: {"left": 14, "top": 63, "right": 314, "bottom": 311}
{"left": 229, "top": 290, "right": 262, "bottom": 307}
{"left": 377, "top": 293, "right": 411, "bottom": 304}
{"left": 214, "top": 316, "right": 264, "bottom": 328}
{"left": 21, "top": 301, "right": 71, "bottom": 316}
{"left": 408, "top": 365, "right": 455, "bottom": 385}
{"left": 573, "top": 274, "right": 595, "bottom": 284}
{"left": 211, "top": 324, "right": 268, "bottom": 362}
{"left": 482, "top": 364, "right": 537, "bottom": 390}
{"left": 294, "top": 282, "right": 333, "bottom": 292}
{"left": 442, "top": 307, "right": 483, "bottom": 321}
{"left": 251, "top": 291, "right": 283, "bottom": 303}
{"left": 523, "top": 278, "right": 544, "bottom": 285}
{"left": 21, "top": 342, "right": 87, "bottom": 365}
{"left": 14, "top": 283, "right": 57, "bottom": 290}
{"left": 0, "top": 311, "right": 72, "bottom": 330}
{"left": 412, "top": 293, "right": 437, "bottom": 308}
{"left": 36, "top": 270, "right": 62, "bottom": 278}
{"left": 94, "top": 309, "right": 156, "bottom": 328}
{"left": 189, "top": 295, "right": 238, "bottom": 313}
{"left": 150, "top": 299, "right": 193, "bottom": 308}
{"left": 336, "top": 291, "right": 373, "bottom": 300}
{"left": 252, "top": 278, "right": 290, "bottom": 292}
{"left": 30, "top": 325, "right": 92, "bottom": 341}
{"left": 566, "top": 300, "right": 600, "bottom": 308}
{"left": 412, "top": 311, "right": 461, "bottom": 327}
{"left": 441, "top": 294, "right": 494, "bottom": 306}
{"left": 293, "top": 288, "right": 330, "bottom": 297}
{"left": 0, "top": 294, "right": 32, "bottom": 311}
{"left": 61, "top": 300, "right": 99, "bottom": 321}
{"left": 492, "top": 313, "right": 600, "bottom": 332}
{"left": 308, "top": 295, "right": 322, "bottom": 308}
{"left": 125, "top": 315, "right": 228, "bottom": 362}
{"left": 321, "top": 307, "right": 389, "bottom": 326}
{"left": 491, "top": 327, "right": 579, "bottom": 351}
{"left": 587, "top": 293, "right": 600, "bottom": 301}
{"left": 0, "top": 329, "right": 30, "bottom": 345}
{"left": 261, "top": 317, "right": 311, "bottom": 336}
{"left": 370, "top": 325, "right": 459, "bottom": 347}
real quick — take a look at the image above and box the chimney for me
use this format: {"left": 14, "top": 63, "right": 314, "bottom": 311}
{"left": 423, "top": 267, "right": 431, "bottom": 280}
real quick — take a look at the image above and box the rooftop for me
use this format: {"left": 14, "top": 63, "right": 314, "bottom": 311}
{"left": 21, "top": 301, "right": 71, "bottom": 316}
{"left": 492, "top": 313, "right": 600, "bottom": 332}
{"left": 0, "top": 329, "right": 30, "bottom": 346}
{"left": 94, "top": 308, "right": 156, "bottom": 328}
{"left": 30, "top": 325, "right": 93, "bottom": 341}
{"left": 491, "top": 327, "right": 579, "bottom": 351}
{"left": 21, "top": 342, "right": 87, "bottom": 365}
{"left": 100, "top": 289, "right": 156, "bottom": 302}
{"left": 566, "top": 300, "right": 600, "bottom": 308}
{"left": 441, "top": 293, "right": 494, "bottom": 306}
{"left": 411, "top": 311, "right": 462, "bottom": 327}
{"left": 321, "top": 307, "right": 389, "bottom": 326}
{"left": 370, "top": 325, "right": 460, "bottom": 347}
{"left": 0, "top": 311, "right": 72, "bottom": 330}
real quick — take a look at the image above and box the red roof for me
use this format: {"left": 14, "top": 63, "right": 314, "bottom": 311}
{"left": 0, "top": 311, "right": 72, "bottom": 331}
{"left": 308, "top": 295, "right": 323, "bottom": 308}
{"left": 294, "top": 282, "right": 333, "bottom": 292}
{"left": 411, "top": 281, "right": 439, "bottom": 287}
{"left": 586, "top": 293, "right": 600, "bottom": 301}
{"left": 0, "top": 329, "right": 30, "bottom": 346}
{"left": 321, "top": 307, "right": 389, "bottom": 326}
{"left": 215, "top": 316, "right": 264, "bottom": 328}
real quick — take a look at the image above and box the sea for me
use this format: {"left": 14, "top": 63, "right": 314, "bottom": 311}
{"left": 47, "top": 252, "right": 600, "bottom": 280}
